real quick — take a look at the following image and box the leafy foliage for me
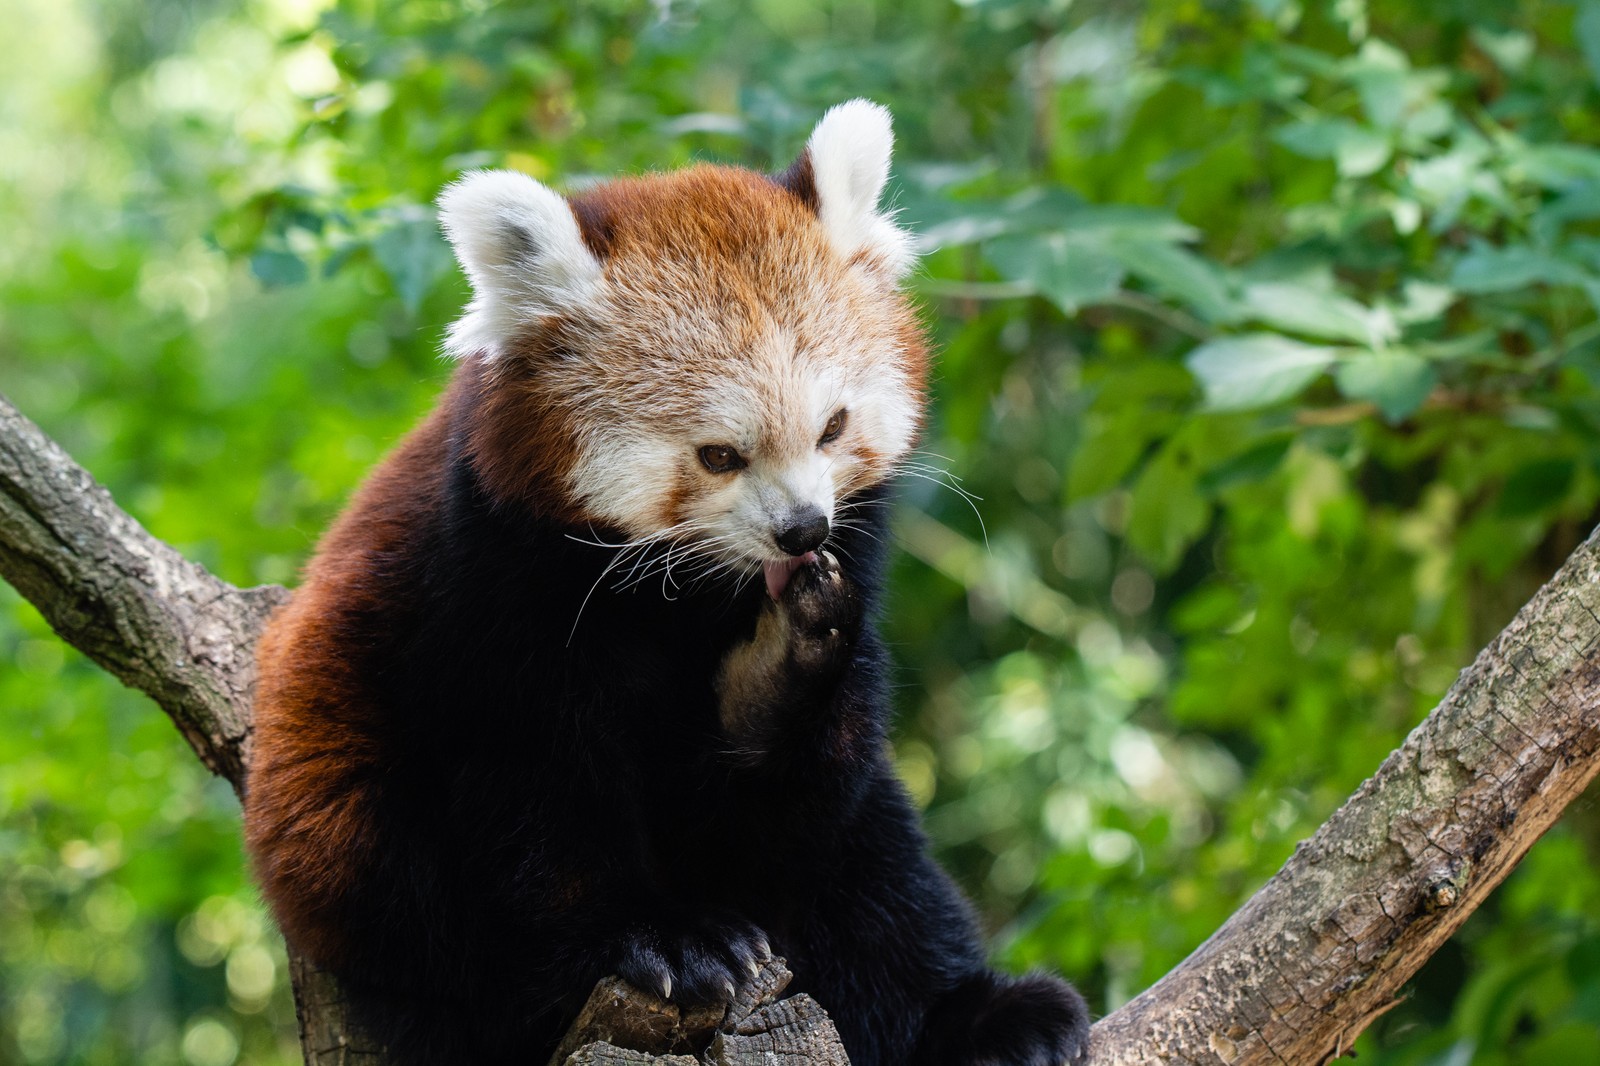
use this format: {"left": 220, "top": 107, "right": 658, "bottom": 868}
{"left": 4, "top": 0, "right": 1600, "bottom": 1063}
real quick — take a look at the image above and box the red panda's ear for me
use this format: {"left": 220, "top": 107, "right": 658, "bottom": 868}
{"left": 436, "top": 170, "right": 603, "bottom": 360}
{"left": 796, "top": 100, "right": 915, "bottom": 280}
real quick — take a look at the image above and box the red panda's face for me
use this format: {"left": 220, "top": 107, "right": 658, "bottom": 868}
{"left": 439, "top": 101, "right": 927, "bottom": 590}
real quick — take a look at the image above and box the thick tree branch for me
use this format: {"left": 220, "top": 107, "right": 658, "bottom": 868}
{"left": 0, "top": 393, "right": 369, "bottom": 1062}
{"left": 1090, "top": 524, "right": 1600, "bottom": 1063}
{"left": 0, "top": 394, "right": 284, "bottom": 787}
{"left": 4, "top": 388, "right": 1600, "bottom": 1065}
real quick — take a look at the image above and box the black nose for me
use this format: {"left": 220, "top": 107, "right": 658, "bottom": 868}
{"left": 775, "top": 508, "right": 830, "bottom": 556}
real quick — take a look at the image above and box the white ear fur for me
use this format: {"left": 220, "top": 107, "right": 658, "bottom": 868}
{"left": 805, "top": 99, "right": 915, "bottom": 278}
{"left": 436, "top": 169, "right": 603, "bottom": 360}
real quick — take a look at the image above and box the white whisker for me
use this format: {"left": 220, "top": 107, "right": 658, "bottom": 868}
{"left": 896, "top": 458, "right": 988, "bottom": 549}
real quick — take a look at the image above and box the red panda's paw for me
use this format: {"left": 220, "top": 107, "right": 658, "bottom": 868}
{"left": 614, "top": 918, "right": 772, "bottom": 1008}
{"left": 778, "top": 550, "right": 862, "bottom": 675}
{"left": 916, "top": 971, "right": 1092, "bottom": 1066}
{"left": 716, "top": 551, "right": 862, "bottom": 740}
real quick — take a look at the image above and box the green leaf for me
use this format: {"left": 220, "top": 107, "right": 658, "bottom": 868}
{"left": 914, "top": 210, "right": 1013, "bottom": 249}
{"left": 976, "top": 196, "right": 1210, "bottom": 316}
{"left": 1451, "top": 244, "right": 1591, "bottom": 293}
{"left": 1274, "top": 118, "right": 1391, "bottom": 177}
{"left": 1185, "top": 334, "right": 1339, "bottom": 410}
{"left": 1533, "top": 183, "right": 1600, "bottom": 244}
{"left": 1394, "top": 280, "right": 1457, "bottom": 325}
{"left": 1518, "top": 1024, "right": 1600, "bottom": 1066}
{"left": 1471, "top": 28, "right": 1535, "bottom": 73}
{"left": 1198, "top": 435, "right": 1294, "bottom": 494}
{"left": 1402, "top": 100, "right": 1452, "bottom": 141}
{"left": 249, "top": 249, "right": 308, "bottom": 287}
{"left": 1274, "top": 118, "right": 1346, "bottom": 157}
{"left": 915, "top": 191, "right": 1199, "bottom": 253}
{"left": 986, "top": 233, "right": 1125, "bottom": 314}
{"left": 1127, "top": 444, "right": 1211, "bottom": 571}
{"left": 1497, "top": 458, "right": 1576, "bottom": 518}
{"left": 1407, "top": 140, "right": 1498, "bottom": 228}
{"left": 1579, "top": 0, "right": 1600, "bottom": 87}
{"left": 1054, "top": 204, "right": 1200, "bottom": 244}
{"left": 1512, "top": 144, "right": 1600, "bottom": 191}
{"left": 1333, "top": 128, "right": 1393, "bottom": 178}
{"left": 1334, "top": 349, "right": 1437, "bottom": 422}
{"left": 1240, "top": 281, "right": 1396, "bottom": 344}
{"left": 372, "top": 214, "right": 453, "bottom": 315}
{"left": 1344, "top": 39, "right": 1410, "bottom": 131}
{"left": 1068, "top": 405, "right": 1167, "bottom": 500}
{"left": 1109, "top": 238, "right": 1237, "bottom": 323}
{"left": 1004, "top": 189, "right": 1200, "bottom": 244}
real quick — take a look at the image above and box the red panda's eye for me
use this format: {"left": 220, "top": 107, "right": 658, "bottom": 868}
{"left": 698, "top": 445, "right": 745, "bottom": 474}
{"left": 818, "top": 409, "right": 848, "bottom": 447}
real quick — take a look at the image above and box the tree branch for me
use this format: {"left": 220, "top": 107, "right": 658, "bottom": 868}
{"left": 0, "top": 393, "right": 374, "bottom": 1062}
{"left": 4, "top": 388, "right": 1600, "bottom": 1065}
{"left": 0, "top": 393, "right": 284, "bottom": 787}
{"left": 1090, "top": 522, "right": 1600, "bottom": 1063}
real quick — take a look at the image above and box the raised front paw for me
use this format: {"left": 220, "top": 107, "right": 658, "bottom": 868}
{"left": 718, "top": 551, "right": 863, "bottom": 737}
{"left": 780, "top": 550, "right": 862, "bottom": 673}
{"left": 615, "top": 918, "right": 772, "bottom": 1008}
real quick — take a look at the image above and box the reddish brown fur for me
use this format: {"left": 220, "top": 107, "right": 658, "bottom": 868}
{"left": 246, "top": 161, "right": 927, "bottom": 971}
{"left": 245, "top": 401, "right": 454, "bottom": 967}
{"left": 462, "top": 336, "right": 588, "bottom": 520}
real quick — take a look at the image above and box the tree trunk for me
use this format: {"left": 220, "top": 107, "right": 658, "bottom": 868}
{"left": 4, "top": 390, "right": 1599, "bottom": 1065}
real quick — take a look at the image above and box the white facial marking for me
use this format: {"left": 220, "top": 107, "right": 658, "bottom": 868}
{"left": 568, "top": 429, "right": 679, "bottom": 535}
{"left": 566, "top": 322, "right": 892, "bottom": 574}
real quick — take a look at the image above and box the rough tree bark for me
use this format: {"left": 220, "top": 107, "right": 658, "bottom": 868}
{"left": 4, "top": 388, "right": 1599, "bottom": 1065}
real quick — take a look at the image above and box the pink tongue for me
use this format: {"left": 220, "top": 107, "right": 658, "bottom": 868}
{"left": 764, "top": 552, "right": 817, "bottom": 600}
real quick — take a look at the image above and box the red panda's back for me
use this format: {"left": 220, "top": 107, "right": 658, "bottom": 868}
{"left": 244, "top": 400, "right": 455, "bottom": 968}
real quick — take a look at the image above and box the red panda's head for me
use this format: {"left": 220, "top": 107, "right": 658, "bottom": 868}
{"left": 436, "top": 100, "right": 927, "bottom": 594}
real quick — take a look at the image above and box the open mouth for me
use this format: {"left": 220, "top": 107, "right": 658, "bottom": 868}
{"left": 762, "top": 552, "right": 818, "bottom": 600}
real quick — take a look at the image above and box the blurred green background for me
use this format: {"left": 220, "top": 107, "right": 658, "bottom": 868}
{"left": 5, "top": 0, "right": 1600, "bottom": 1063}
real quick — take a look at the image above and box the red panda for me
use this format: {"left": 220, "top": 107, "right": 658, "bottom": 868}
{"left": 244, "top": 100, "right": 1089, "bottom": 1066}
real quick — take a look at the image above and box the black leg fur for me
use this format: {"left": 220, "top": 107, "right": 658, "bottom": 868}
{"left": 912, "top": 970, "right": 1092, "bottom": 1066}
{"left": 769, "top": 772, "right": 1090, "bottom": 1066}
